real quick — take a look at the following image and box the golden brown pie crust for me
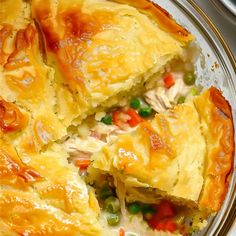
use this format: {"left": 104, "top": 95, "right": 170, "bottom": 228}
{"left": 196, "top": 87, "right": 234, "bottom": 212}
{"left": 111, "top": 0, "right": 194, "bottom": 42}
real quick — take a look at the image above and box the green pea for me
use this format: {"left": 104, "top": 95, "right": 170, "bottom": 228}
{"left": 139, "top": 107, "right": 152, "bottom": 118}
{"left": 191, "top": 87, "right": 199, "bottom": 96}
{"left": 130, "top": 98, "right": 141, "bottom": 109}
{"left": 141, "top": 204, "right": 155, "bottom": 214}
{"left": 99, "top": 186, "right": 113, "bottom": 200}
{"left": 104, "top": 196, "right": 120, "bottom": 213}
{"left": 106, "top": 213, "right": 120, "bottom": 226}
{"left": 127, "top": 202, "right": 141, "bottom": 214}
{"left": 183, "top": 71, "right": 196, "bottom": 86}
{"left": 101, "top": 115, "right": 113, "bottom": 125}
{"left": 177, "top": 96, "right": 185, "bottom": 104}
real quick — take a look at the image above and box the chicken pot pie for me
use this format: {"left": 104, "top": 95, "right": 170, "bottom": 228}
{"left": 0, "top": 0, "right": 234, "bottom": 235}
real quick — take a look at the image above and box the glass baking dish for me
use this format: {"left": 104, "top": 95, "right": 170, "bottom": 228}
{"left": 154, "top": 0, "right": 236, "bottom": 235}
{"left": 211, "top": 0, "right": 236, "bottom": 26}
{"left": 210, "top": 0, "right": 236, "bottom": 25}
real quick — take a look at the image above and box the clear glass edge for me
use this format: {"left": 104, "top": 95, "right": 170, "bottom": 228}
{"left": 175, "top": 1, "right": 236, "bottom": 235}
{"left": 209, "top": 0, "right": 236, "bottom": 25}
{"left": 219, "top": 0, "right": 236, "bottom": 16}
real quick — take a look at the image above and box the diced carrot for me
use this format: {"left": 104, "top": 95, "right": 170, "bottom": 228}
{"left": 75, "top": 159, "right": 90, "bottom": 170}
{"left": 126, "top": 108, "right": 143, "bottom": 127}
{"left": 163, "top": 73, "right": 175, "bottom": 88}
{"left": 112, "top": 108, "right": 143, "bottom": 128}
{"left": 149, "top": 219, "right": 177, "bottom": 232}
{"left": 148, "top": 201, "right": 177, "bottom": 232}
{"left": 164, "top": 220, "right": 177, "bottom": 232}
{"left": 154, "top": 221, "right": 166, "bottom": 231}
{"left": 148, "top": 218, "right": 164, "bottom": 230}
{"left": 157, "top": 200, "right": 175, "bottom": 218}
{"left": 119, "top": 228, "right": 125, "bottom": 236}
{"left": 112, "top": 110, "right": 122, "bottom": 127}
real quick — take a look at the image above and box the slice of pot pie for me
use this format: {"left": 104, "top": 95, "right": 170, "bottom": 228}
{"left": 0, "top": 102, "right": 102, "bottom": 235}
{"left": 0, "top": 140, "right": 102, "bottom": 235}
{"left": 32, "top": 0, "right": 194, "bottom": 126}
{"left": 90, "top": 87, "right": 234, "bottom": 213}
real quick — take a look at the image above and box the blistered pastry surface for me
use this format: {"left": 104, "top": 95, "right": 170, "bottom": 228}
{"left": 32, "top": 0, "right": 189, "bottom": 125}
{"left": 0, "top": 1, "right": 101, "bottom": 235}
{"left": 92, "top": 101, "right": 206, "bottom": 202}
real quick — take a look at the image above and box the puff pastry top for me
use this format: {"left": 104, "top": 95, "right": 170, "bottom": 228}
{"left": 0, "top": 141, "right": 102, "bottom": 235}
{"left": 32, "top": 0, "right": 194, "bottom": 125}
{"left": 92, "top": 98, "right": 206, "bottom": 202}
{"left": 91, "top": 88, "right": 234, "bottom": 211}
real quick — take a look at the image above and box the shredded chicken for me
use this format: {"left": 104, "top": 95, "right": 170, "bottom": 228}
{"left": 64, "top": 136, "right": 106, "bottom": 155}
{"left": 64, "top": 121, "right": 136, "bottom": 167}
{"left": 145, "top": 72, "right": 192, "bottom": 113}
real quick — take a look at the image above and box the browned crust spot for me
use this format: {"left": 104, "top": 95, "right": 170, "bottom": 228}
{"left": 110, "top": 0, "right": 194, "bottom": 43}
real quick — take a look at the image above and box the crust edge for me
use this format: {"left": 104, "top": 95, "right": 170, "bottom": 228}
{"left": 198, "top": 87, "right": 235, "bottom": 212}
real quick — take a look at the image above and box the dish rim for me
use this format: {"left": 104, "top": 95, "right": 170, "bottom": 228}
{"left": 174, "top": 0, "right": 236, "bottom": 235}
{"left": 188, "top": 0, "right": 236, "bottom": 70}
